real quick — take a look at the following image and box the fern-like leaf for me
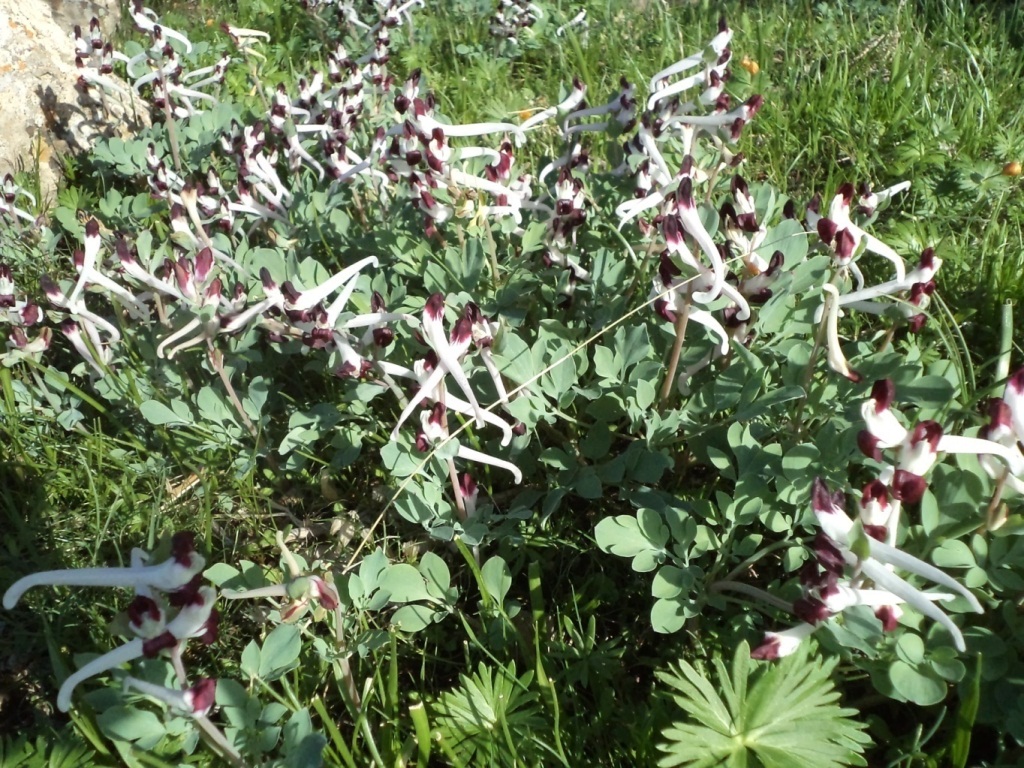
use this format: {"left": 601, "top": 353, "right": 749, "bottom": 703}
{"left": 657, "top": 641, "right": 871, "bottom": 768}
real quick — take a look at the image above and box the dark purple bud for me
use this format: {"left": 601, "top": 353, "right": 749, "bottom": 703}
{"left": 857, "top": 430, "right": 882, "bottom": 461}
{"left": 834, "top": 228, "right": 856, "bottom": 261}
{"left": 200, "top": 609, "right": 219, "bottom": 645}
{"left": 864, "top": 524, "right": 887, "bottom": 541}
{"left": 424, "top": 293, "right": 445, "bottom": 321}
{"left": 909, "top": 420, "right": 943, "bottom": 451}
{"left": 750, "top": 635, "right": 782, "bottom": 660}
{"left": 816, "top": 218, "right": 837, "bottom": 245}
{"left": 891, "top": 469, "right": 927, "bottom": 504}
{"left": 20, "top": 303, "right": 40, "bottom": 325}
{"left": 143, "top": 631, "right": 178, "bottom": 658}
{"left": 907, "top": 314, "right": 927, "bottom": 334}
{"left": 870, "top": 379, "right": 895, "bottom": 412}
{"left": 793, "top": 596, "right": 830, "bottom": 625}
{"left": 171, "top": 531, "right": 196, "bottom": 565}
{"left": 127, "top": 595, "right": 162, "bottom": 629}
{"left": 814, "top": 532, "right": 845, "bottom": 575}
{"left": 811, "top": 477, "right": 843, "bottom": 515}
{"left": 186, "top": 679, "right": 217, "bottom": 716}
{"left": 194, "top": 247, "right": 213, "bottom": 283}
{"left": 988, "top": 398, "right": 1012, "bottom": 429}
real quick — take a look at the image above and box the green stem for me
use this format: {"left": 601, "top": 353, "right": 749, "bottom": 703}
{"left": 709, "top": 581, "right": 794, "bottom": 613}
{"left": 528, "top": 561, "right": 569, "bottom": 766}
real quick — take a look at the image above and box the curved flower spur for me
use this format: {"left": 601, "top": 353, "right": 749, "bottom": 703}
{"left": 3, "top": 532, "right": 217, "bottom": 712}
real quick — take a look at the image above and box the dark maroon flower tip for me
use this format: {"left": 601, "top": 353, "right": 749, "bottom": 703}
{"left": 1008, "top": 367, "right": 1024, "bottom": 395}
{"left": 811, "top": 478, "right": 835, "bottom": 513}
{"left": 794, "top": 596, "right": 830, "bottom": 625}
{"left": 857, "top": 430, "right": 882, "bottom": 461}
{"left": 303, "top": 327, "right": 333, "bottom": 349}
{"left": 908, "top": 282, "right": 932, "bottom": 304}
{"left": 169, "top": 573, "right": 206, "bottom": 607}
{"left": 428, "top": 402, "right": 446, "bottom": 427}
{"left": 988, "top": 398, "right": 1011, "bottom": 428}
{"left": 143, "top": 631, "right": 178, "bottom": 658}
{"left": 864, "top": 524, "right": 888, "bottom": 541}
{"left": 373, "top": 327, "right": 394, "bottom": 348}
{"left": 171, "top": 532, "right": 196, "bottom": 565}
{"left": 837, "top": 182, "right": 856, "bottom": 205}
{"left": 910, "top": 420, "right": 943, "bottom": 450}
{"left": 188, "top": 678, "right": 217, "bottom": 715}
{"left": 767, "top": 251, "right": 784, "bottom": 275}
{"left": 654, "top": 299, "right": 676, "bottom": 323}
{"left": 200, "top": 609, "right": 220, "bottom": 645}
{"left": 127, "top": 595, "right": 162, "bottom": 628}
{"left": 870, "top": 379, "right": 895, "bottom": 413}
{"left": 677, "top": 177, "right": 695, "bottom": 208}
{"left": 728, "top": 117, "right": 746, "bottom": 141}
{"left": 85, "top": 219, "right": 100, "bottom": 238}
{"left": 861, "top": 479, "right": 889, "bottom": 506}
{"left": 719, "top": 201, "right": 738, "bottom": 225}
{"left": 813, "top": 532, "right": 845, "bottom": 575}
{"left": 799, "top": 560, "right": 823, "bottom": 587}
{"left": 908, "top": 314, "right": 928, "bottom": 334}
{"left": 816, "top": 218, "right": 837, "bottom": 245}
{"left": 737, "top": 212, "right": 759, "bottom": 232}
{"left": 782, "top": 200, "right": 797, "bottom": 219}
{"left": 195, "top": 248, "right": 213, "bottom": 282}
{"left": 918, "top": 247, "right": 936, "bottom": 271}
{"left": 423, "top": 293, "right": 447, "bottom": 323}
{"left": 875, "top": 605, "right": 900, "bottom": 632}
{"left": 750, "top": 636, "right": 781, "bottom": 660}
{"left": 450, "top": 316, "right": 472, "bottom": 346}
{"left": 730, "top": 175, "right": 749, "bottom": 197}
{"left": 21, "top": 304, "right": 40, "bottom": 325}
{"left": 813, "top": 478, "right": 847, "bottom": 516}
{"left": 259, "top": 268, "right": 276, "bottom": 292}
{"left": 835, "top": 228, "right": 856, "bottom": 261}
{"left": 891, "top": 469, "right": 927, "bottom": 504}
{"left": 40, "top": 275, "right": 62, "bottom": 301}
{"left": 281, "top": 282, "right": 303, "bottom": 307}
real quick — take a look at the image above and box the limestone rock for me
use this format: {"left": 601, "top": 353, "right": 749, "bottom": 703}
{"left": 0, "top": 0, "right": 135, "bottom": 203}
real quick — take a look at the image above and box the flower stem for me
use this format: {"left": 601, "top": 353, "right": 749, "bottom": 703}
{"left": 659, "top": 297, "right": 692, "bottom": 408}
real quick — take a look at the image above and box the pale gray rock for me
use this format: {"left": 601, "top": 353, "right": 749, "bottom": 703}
{"left": 0, "top": 0, "right": 135, "bottom": 203}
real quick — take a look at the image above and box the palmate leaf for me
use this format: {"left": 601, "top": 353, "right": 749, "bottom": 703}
{"left": 656, "top": 642, "right": 870, "bottom": 768}
{"left": 431, "top": 662, "right": 546, "bottom": 766}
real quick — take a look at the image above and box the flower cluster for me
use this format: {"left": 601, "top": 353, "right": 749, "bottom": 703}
{"left": 751, "top": 375, "right": 1024, "bottom": 660}
{"left": 490, "top": 0, "right": 542, "bottom": 44}
{"left": 751, "top": 479, "right": 983, "bottom": 660}
{"left": 800, "top": 182, "right": 940, "bottom": 382}
{"left": 3, "top": 532, "right": 215, "bottom": 713}
{"left": 857, "top": 378, "right": 1024, "bottom": 528}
